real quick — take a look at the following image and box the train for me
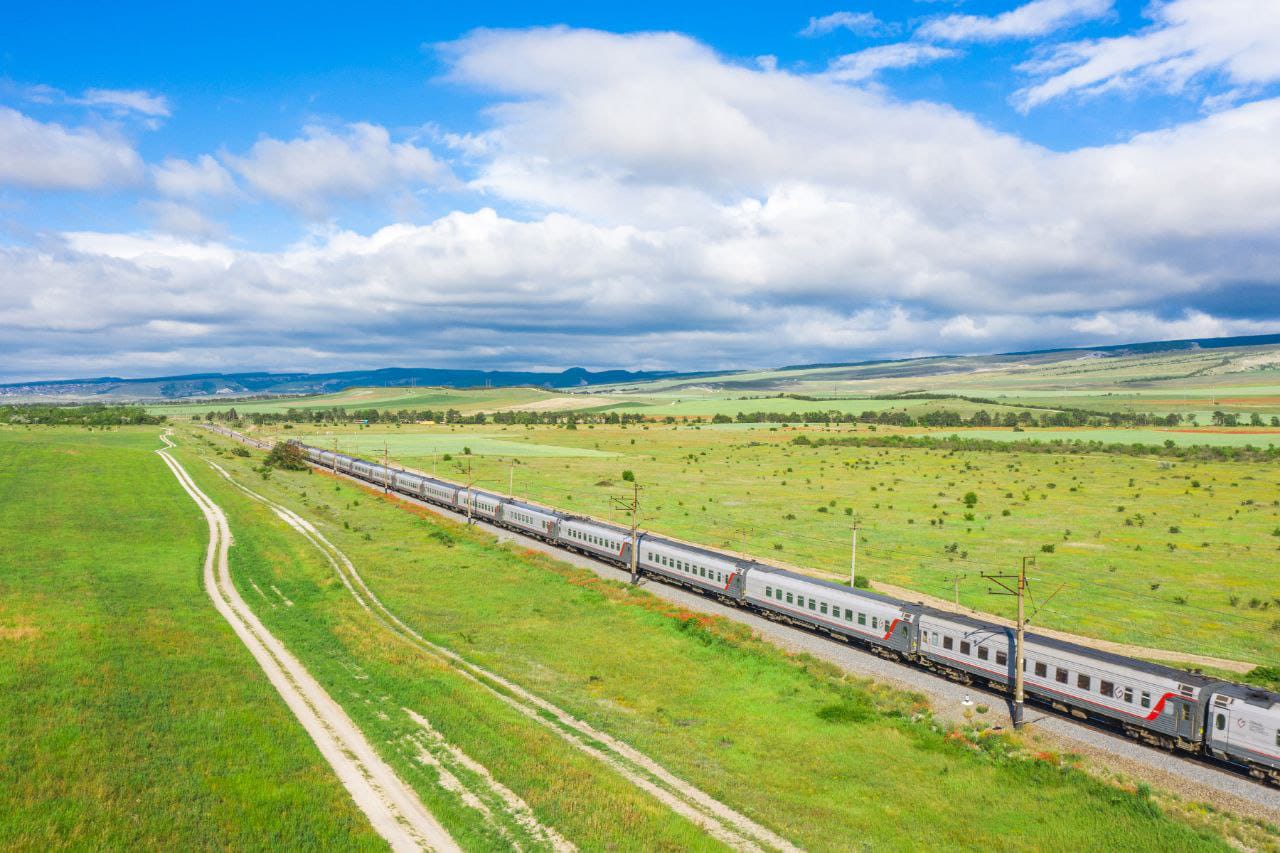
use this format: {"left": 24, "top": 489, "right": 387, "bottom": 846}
{"left": 288, "top": 437, "right": 1278, "bottom": 785}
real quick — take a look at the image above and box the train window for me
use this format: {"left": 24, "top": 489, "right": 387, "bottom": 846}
{"left": 1101, "top": 680, "right": 1115, "bottom": 698}
{"left": 809, "top": 598, "right": 816, "bottom": 611}
{"left": 786, "top": 593, "right": 794, "bottom": 604}
{"left": 1124, "top": 688, "right": 1134, "bottom": 703}
{"left": 1215, "top": 713, "right": 1225, "bottom": 731}
{"left": 960, "top": 641, "right": 970, "bottom": 656}
{"left": 1034, "top": 662, "right": 1047, "bottom": 678}
{"left": 871, "top": 616, "right": 879, "bottom": 628}
{"left": 1181, "top": 706, "right": 1191, "bottom": 721}
{"left": 858, "top": 613, "right": 866, "bottom": 626}
{"left": 765, "top": 586, "right": 773, "bottom": 598}
{"left": 1055, "top": 668, "right": 1068, "bottom": 684}
{"left": 845, "top": 609, "right": 853, "bottom": 620}
{"left": 820, "top": 603, "right": 828, "bottom": 615}
{"left": 996, "top": 650, "right": 1007, "bottom": 666}
{"left": 1140, "top": 692, "right": 1150, "bottom": 709}
{"left": 942, "top": 636, "right": 953, "bottom": 650}
{"left": 977, "top": 646, "right": 989, "bottom": 661}
{"left": 1077, "top": 674, "right": 1090, "bottom": 690}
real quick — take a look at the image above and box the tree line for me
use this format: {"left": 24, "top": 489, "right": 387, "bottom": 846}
{"left": 792, "top": 433, "right": 1280, "bottom": 463}
{"left": 2, "top": 404, "right": 167, "bottom": 425}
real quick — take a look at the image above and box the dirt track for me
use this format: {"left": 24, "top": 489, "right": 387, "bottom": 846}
{"left": 157, "top": 433, "right": 458, "bottom": 853}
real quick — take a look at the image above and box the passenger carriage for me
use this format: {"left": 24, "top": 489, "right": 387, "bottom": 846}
{"left": 637, "top": 537, "right": 746, "bottom": 598}
{"left": 455, "top": 488, "right": 504, "bottom": 520}
{"left": 497, "top": 499, "right": 561, "bottom": 540}
{"left": 556, "top": 517, "right": 631, "bottom": 565}
{"left": 744, "top": 566, "right": 917, "bottom": 656}
{"left": 1206, "top": 685, "right": 1280, "bottom": 782}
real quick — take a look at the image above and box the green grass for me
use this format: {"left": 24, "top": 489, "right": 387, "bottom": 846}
{"left": 251, "top": 421, "right": 1280, "bottom": 664}
{"left": 0, "top": 427, "right": 383, "bottom": 849}
{"left": 295, "top": 431, "right": 618, "bottom": 458}
{"left": 907, "top": 427, "right": 1280, "bottom": 448}
{"left": 146, "top": 385, "right": 559, "bottom": 417}
{"left": 183, "top": 426, "right": 1246, "bottom": 850}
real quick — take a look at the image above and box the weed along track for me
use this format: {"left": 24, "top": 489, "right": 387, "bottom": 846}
{"left": 155, "top": 433, "right": 459, "bottom": 853}
{"left": 205, "top": 457, "right": 799, "bottom": 853}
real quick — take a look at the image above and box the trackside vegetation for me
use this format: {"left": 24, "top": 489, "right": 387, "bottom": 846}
{"left": 0, "top": 428, "right": 381, "bottom": 849}
{"left": 175, "top": 425, "right": 1270, "bottom": 849}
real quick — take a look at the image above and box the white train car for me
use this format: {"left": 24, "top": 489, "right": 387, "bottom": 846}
{"left": 1206, "top": 685, "right": 1280, "bottom": 782}
{"left": 497, "top": 499, "right": 561, "bottom": 540}
{"left": 744, "top": 566, "right": 917, "bottom": 656}
{"left": 455, "top": 488, "right": 504, "bottom": 520}
{"left": 557, "top": 517, "right": 630, "bottom": 565}
{"left": 638, "top": 537, "right": 744, "bottom": 597}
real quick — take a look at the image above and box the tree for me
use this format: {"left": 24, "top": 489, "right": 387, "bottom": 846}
{"left": 265, "top": 441, "right": 308, "bottom": 470}
{"left": 963, "top": 491, "right": 978, "bottom": 508}
{"left": 621, "top": 470, "right": 635, "bottom": 482}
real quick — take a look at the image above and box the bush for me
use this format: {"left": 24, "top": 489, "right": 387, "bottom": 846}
{"left": 1040, "top": 543, "right": 1056, "bottom": 553}
{"left": 231, "top": 446, "right": 251, "bottom": 458}
{"left": 963, "top": 491, "right": 977, "bottom": 507}
{"left": 621, "top": 470, "right": 635, "bottom": 482}
{"left": 853, "top": 575, "right": 870, "bottom": 589}
{"left": 264, "top": 442, "right": 308, "bottom": 470}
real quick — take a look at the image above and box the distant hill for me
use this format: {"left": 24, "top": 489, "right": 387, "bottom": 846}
{"left": 0, "top": 366, "right": 702, "bottom": 402}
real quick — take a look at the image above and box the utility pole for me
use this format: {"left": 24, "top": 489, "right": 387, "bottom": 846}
{"left": 982, "top": 557, "right": 1032, "bottom": 729}
{"left": 610, "top": 482, "right": 642, "bottom": 584}
{"left": 382, "top": 441, "right": 390, "bottom": 494}
{"left": 850, "top": 520, "right": 859, "bottom": 588}
{"left": 944, "top": 574, "right": 967, "bottom": 611}
{"left": 456, "top": 457, "right": 474, "bottom": 524}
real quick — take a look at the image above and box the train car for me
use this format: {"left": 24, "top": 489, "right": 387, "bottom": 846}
{"left": 744, "top": 565, "right": 918, "bottom": 656}
{"left": 497, "top": 499, "right": 562, "bottom": 540}
{"left": 916, "top": 609, "right": 1013, "bottom": 688}
{"left": 637, "top": 536, "right": 746, "bottom": 599}
{"left": 418, "top": 478, "right": 459, "bottom": 506}
{"left": 1206, "top": 684, "right": 1280, "bottom": 782}
{"left": 557, "top": 517, "right": 632, "bottom": 566}
{"left": 392, "top": 470, "right": 425, "bottom": 495}
{"left": 454, "top": 488, "right": 504, "bottom": 520}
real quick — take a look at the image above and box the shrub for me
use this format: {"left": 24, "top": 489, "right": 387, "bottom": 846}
{"left": 1040, "top": 544, "right": 1056, "bottom": 553}
{"left": 621, "top": 470, "right": 635, "bottom": 482}
{"left": 963, "top": 491, "right": 977, "bottom": 507}
{"left": 853, "top": 575, "right": 870, "bottom": 589}
{"left": 231, "top": 446, "right": 251, "bottom": 458}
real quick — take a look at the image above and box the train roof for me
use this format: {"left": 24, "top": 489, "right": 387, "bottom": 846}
{"left": 750, "top": 563, "right": 918, "bottom": 609}
{"left": 920, "top": 605, "right": 1223, "bottom": 687}
{"left": 502, "top": 498, "right": 562, "bottom": 516}
{"left": 1214, "top": 681, "right": 1280, "bottom": 708}
{"left": 640, "top": 534, "right": 755, "bottom": 566}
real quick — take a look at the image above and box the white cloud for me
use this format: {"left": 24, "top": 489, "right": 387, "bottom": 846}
{"left": 1015, "top": 0, "right": 1280, "bottom": 110}
{"left": 825, "top": 43, "right": 961, "bottom": 82}
{"left": 139, "top": 200, "right": 225, "bottom": 239}
{"left": 0, "top": 106, "right": 142, "bottom": 190}
{"left": 800, "top": 11, "right": 888, "bottom": 37}
{"left": 152, "top": 154, "right": 238, "bottom": 198}
{"left": 224, "top": 122, "right": 448, "bottom": 215}
{"left": 78, "top": 88, "right": 171, "bottom": 117}
{"left": 918, "top": 0, "right": 1112, "bottom": 42}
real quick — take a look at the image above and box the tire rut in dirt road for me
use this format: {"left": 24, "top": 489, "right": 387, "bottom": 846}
{"left": 157, "top": 434, "right": 458, "bottom": 853}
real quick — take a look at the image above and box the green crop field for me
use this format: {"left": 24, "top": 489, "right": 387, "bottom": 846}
{"left": 146, "top": 385, "right": 560, "bottom": 417}
{"left": 0, "top": 427, "right": 382, "bottom": 849}
{"left": 247, "top": 420, "right": 1280, "bottom": 666}
{"left": 177, "top": 424, "right": 1257, "bottom": 849}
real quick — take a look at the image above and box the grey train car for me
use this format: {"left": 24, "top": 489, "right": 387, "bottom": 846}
{"left": 637, "top": 536, "right": 747, "bottom": 599}
{"left": 743, "top": 565, "right": 918, "bottom": 657}
{"left": 275, "top": 435, "right": 1280, "bottom": 787}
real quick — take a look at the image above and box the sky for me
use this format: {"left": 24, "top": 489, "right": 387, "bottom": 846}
{"left": 3, "top": 0, "right": 1280, "bottom": 381}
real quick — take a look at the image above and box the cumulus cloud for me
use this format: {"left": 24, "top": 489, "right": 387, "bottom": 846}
{"left": 825, "top": 43, "right": 961, "bottom": 82}
{"left": 918, "top": 0, "right": 1113, "bottom": 42}
{"left": 0, "top": 106, "right": 143, "bottom": 190}
{"left": 4, "top": 25, "right": 1280, "bottom": 378}
{"left": 799, "top": 11, "right": 889, "bottom": 38}
{"left": 1015, "top": 0, "right": 1280, "bottom": 110}
{"left": 152, "top": 154, "right": 238, "bottom": 198}
{"left": 224, "top": 122, "right": 448, "bottom": 215}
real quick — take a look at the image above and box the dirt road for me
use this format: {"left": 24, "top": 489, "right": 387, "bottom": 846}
{"left": 156, "top": 433, "right": 458, "bottom": 853}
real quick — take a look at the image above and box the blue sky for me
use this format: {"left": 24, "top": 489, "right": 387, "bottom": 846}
{"left": 3, "top": 0, "right": 1280, "bottom": 380}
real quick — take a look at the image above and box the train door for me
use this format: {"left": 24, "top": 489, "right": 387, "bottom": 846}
{"left": 1174, "top": 699, "right": 1198, "bottom": 741}
{"left": 1210, "top": 703, "right": 1233, "bottom": 755}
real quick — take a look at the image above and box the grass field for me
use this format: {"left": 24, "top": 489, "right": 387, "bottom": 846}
{"left": 0, "top": 427, "right": 382, "bottom": 849}
{"left": 146, "top": 385, "right": 561, "bottom": 417}
{"left": 179, "top": 424, "right": 1257, "bottom": 849}
{"left": 247, "top": 421, "right": 1280, "bottom": 665}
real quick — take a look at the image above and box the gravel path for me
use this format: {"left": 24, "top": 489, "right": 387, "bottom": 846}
{"left": 158, "top": 434, "right": 459, "bottom": 852}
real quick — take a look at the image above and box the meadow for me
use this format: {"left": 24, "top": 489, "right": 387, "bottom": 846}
{"left": 179, "top": 424, "right": 1258, "bottom": 850}
{"left": 0, "top": 427, "right": 382, "bottom": 849}
{"left": 249, "top": 421, "right": 1280, "bottom": 666}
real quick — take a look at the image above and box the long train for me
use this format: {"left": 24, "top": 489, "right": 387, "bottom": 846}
{"left": 254, "top": 433, "right": 1277, "bottom": 785}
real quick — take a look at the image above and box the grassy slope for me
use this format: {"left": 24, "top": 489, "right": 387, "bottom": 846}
{"left": 178, "top": 426, "right": 1255, "bottom": 850}
{"left": 252, "top": 422, "right": 1280, "bottom": 664}
{"left": 0, "top": 427, "right": 382, "bottom": 849}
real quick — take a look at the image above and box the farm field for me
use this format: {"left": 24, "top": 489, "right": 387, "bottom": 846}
{"left": 0, "top": 428, "right": 382, "bottom": 849}
{"left": 248, "top": 420, "right": 1280, "bottom": 666}
{"left": 146, "top": 385, "right": 561, "bottom": 418}
{"left": 177, "top": 424, "right": 1257, "bottom": 849}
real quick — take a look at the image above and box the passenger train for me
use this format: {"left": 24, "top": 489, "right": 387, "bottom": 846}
{"left": 270, "top": 435, "right": 1277, "bottom": 785}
